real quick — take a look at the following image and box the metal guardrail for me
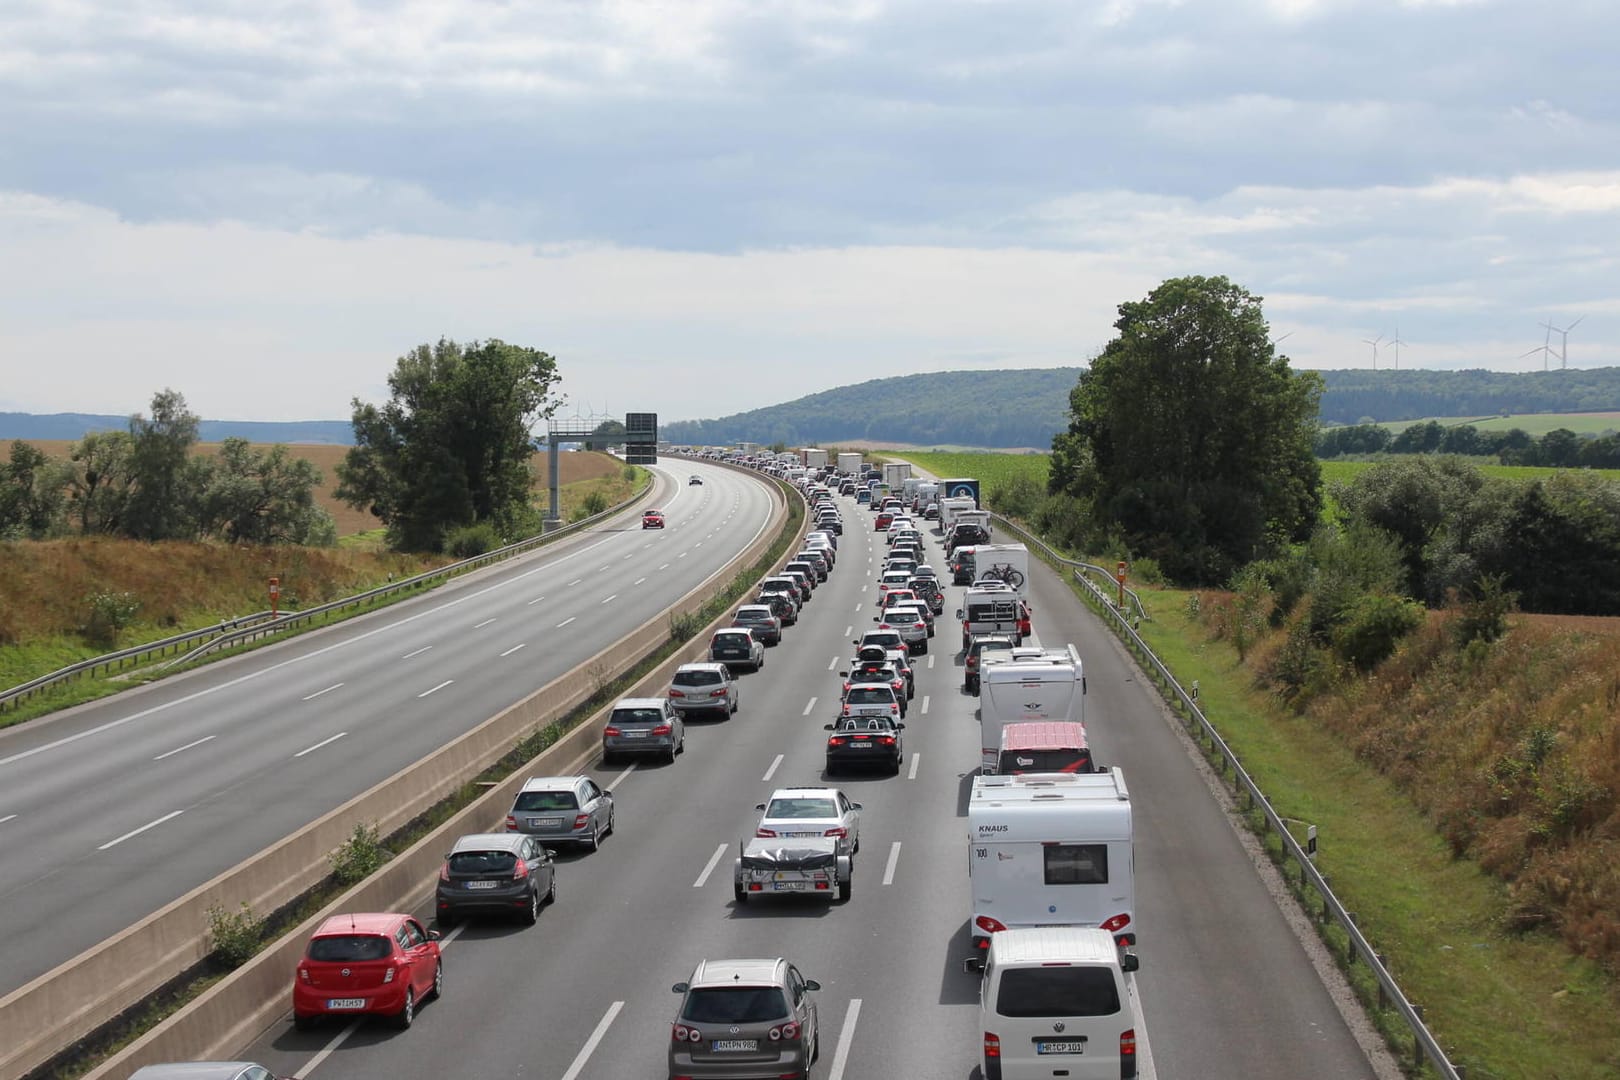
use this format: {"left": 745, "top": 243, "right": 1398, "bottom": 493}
{"left": 988, "top": 509, "right": 1464, "bottom": 1079}
{"left": 0, "top": 482, "right": 652, "bottom": 713}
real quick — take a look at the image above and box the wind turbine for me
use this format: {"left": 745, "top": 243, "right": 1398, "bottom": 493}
{"left": 1540, "top": 315, "right": 1584, "bottom": 369}
{"left": 1387, "top": 323, "right": 1407, "bottom": 370}
{"left": 1520, "top": 322, "right": 1555, "bottom": 370}
{"left": 1362, "top": 333, "right": 1383, "bottom": 370}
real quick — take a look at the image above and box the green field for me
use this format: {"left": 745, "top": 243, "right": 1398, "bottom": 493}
{"left": 1382, "top": 412, "right": 1620, "bottom": 436}
{"left": 1321, "top": 459, "right": 1620, "bottom": 487}
{"left": 895, "top": 450, "right": 1049, "bottom": 491}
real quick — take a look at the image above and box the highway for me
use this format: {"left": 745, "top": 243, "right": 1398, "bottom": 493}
{"left": 232, "top": 479, "right": 1384, "bottom": 1079}
{"left": 0, "top": 461, "right": 777, "bottom": 996}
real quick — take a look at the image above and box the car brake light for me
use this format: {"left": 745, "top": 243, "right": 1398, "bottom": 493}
{"left": 768, "top": 1020, "right": 800, "bottom": 1041}
{"left": 651, "top": 724, "right": 672, "bottom": 736}
{"left": 382, "top": 965, "right": 396, "bottom": 983}
{"left": 1100, "top": 912, "right": 1132, "bottom": 933}
{"left": 890, "top": 703, "right": 899, "bottom": 713}
{"left": 672, "top": 1023, "right": 702, "bottom": 1043}
{"left": 573, "top": 814, "right": 590, "bottom": 829}
{"left": 710, "top": 688, "right": 729, "bottom": 697}
{"left": 603, "top": 726, "right": 621, "bottom": 736}
{"left": 298, "top": 966, "right": 310, "bottom": 982}
{"left": 984, "top": 1032, "right": 1001, "bottom": 1059}
{"left": 439, "top": 861, "right": 450, "bottom": 882}
{"left": 975, "top": 915, "right": 1008, "bottom": 935}
{"left": 505, "top": 815, "right": 517, "bottom": 830}
{"left": 512, "top": 857, "right": 529, "bottom": 880}
{"left": 668, "top": 689, "right": 686, "bottom": 698}
{"left": 829, "top": 736, "right": 847, "bottom": 747}
{"left": 879, "top": 736, "right": 895, "bottom": 745}
{"left": 1121, "top": 1029, "right": 1136, "bottom": 1058}
{"left": 756, "top": 827, "right": 778, "bottom": 837}
{"left": 841, "top": 704, "right": 850, "bottom": 716}
{"left": 824, "top": 827, "right": 847, "bottom": 839}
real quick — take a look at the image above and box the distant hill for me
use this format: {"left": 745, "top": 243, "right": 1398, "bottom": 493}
{"left": 0, "top": 412, "right": 354, "bottom": 444}
{"left": 662, "top": 369, "right": 1084, "bottom": 449}
{"left": 1315, "top": 368, "right": 1620, "bottom": 426}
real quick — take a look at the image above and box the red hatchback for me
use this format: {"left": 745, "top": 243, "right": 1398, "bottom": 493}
{"left": 293, "top": 912, "right": 442, "bottom": 1030}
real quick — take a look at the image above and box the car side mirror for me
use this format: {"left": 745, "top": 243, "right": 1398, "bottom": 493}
{"left": 804, "top": 979, "right": 821, "bottom": 992}
{"left": 896, "top": 722, "right": 906, "bottom": 729}
{"left": 850, "top": 802, "right": 862, "bottom": 810}
{"left": 837, "top": 671, "right": 848, "bottom": 678}
{"left": 544, "top": 848, "right": 558, "bottom": 859}
{"left": 427, "top": 931, "right": 442, "bottom": 942}
{"left": 823, "top": 723, "right": 835, "bottom": 730}
{"left": 872, "top": 616, "right": 879, "bottom": 622}
{"left": 755, "top": 803, "right": 766, "bottom": 811}
{"left": 1121, "top": 953, "right": 1140, "bottom": 973}
{"left": 961, "top": 956, "right": 986, "bottom": 974}
{"left": 955, "top": 609, "right": 965, "bottom": 619}
{"left": 672, "top": 982, "right": 690, "bottom": 993}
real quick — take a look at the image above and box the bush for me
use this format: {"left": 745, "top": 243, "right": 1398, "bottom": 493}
{"left": 330, "top": 821, "right": 389, "bottom": 886}
{"left": 1332, "top": 592, "right": 1424, "bottom": 671}
{"left": 571, "top": 490, "right": 609, "bottom": 522}
{"left": 1451, "top": 572, "right": 1516, "bottom": 647}
{"left": 206, "top": 901, "right": 261, "bottom": 969}
{"left": 84, "top": 590, "right": 141, "bottom": 648}
{"left": 445, "top": 522, "right": 504, "bottom": 559}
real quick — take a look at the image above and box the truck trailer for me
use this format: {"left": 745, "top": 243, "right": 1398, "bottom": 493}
{"left": 836, "top": 452, "right": 863, "bottom": 475}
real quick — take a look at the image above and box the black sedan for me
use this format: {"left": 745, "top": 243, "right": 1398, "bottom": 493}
{"left": 823, "top": 715, "right": 905, "bottom": 775}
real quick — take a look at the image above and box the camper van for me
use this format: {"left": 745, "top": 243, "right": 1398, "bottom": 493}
{"left": 996, "top": 721, "right": 1095, "bottom": 776}
{"left": 978, "top": 644, "right": 1085, "bottom": 772}
{"left": 967, "top": 770, "right": 1134, "bottom": 950}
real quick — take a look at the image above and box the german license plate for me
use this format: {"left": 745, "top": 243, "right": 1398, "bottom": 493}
{"left": 784, "top": 831, "right": 817, "bottom": 837}
{"left": 712, "top": 1039, "right": 757, "bottom": 1052}
{"left": 620, "top": 730, "right": 647, "bottom": 738}
{"left": 773, "top": 880, "right": 807, "bottom": 890}
{"left": 465, "top": 880, "right": 499, "bottom": 889}
{"left": 529, "top": 817, "right": 561, "bottom": 828}
{"left": 326, "top": 998, "right": 366, "bottom": 1009}
{"left": 1036, "top": 1040, "right": 1086, "bottom": 1054}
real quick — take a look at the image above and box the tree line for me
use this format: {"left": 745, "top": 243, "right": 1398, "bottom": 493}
{"left": 1316, "top": 367, "right": 1620, "bottom": 426}
{"left": 1317, "top": 420, "right": 1620, "bottom": 468}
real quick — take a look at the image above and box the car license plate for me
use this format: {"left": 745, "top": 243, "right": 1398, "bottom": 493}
{"left": 466, "top": 880, "right": 500, "bottom": 889}
{"left": 326, "top": 998, "right": 366, "bottom": 1010}
{"left": 1036, "top": 1040, "right": 1086, "bottom": 1054}
{"left": 529, "top": 817, "right": 561, "bottom": 828}
{"left": 620, "top": 730, "right": 647, "bottom": 738}
{"left": 773, "top": 881, "right": 807, "bottom": 890}
{"left": 712, "top": 1039, "right": 758, "bottom": 1052}
{"left": 784, "top": 831, "right": 817, "bottom": 837}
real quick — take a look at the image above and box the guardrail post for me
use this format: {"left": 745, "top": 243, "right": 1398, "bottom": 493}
{"left": 1411, "top": 1005, "right": 1424, "bottom": 1068}
{"left": 1376, "top": 956, "right": 1388, "bottom": 1009}
{"left": 1344, "top": 913, "right": 1357, "bottom": 963}
{"left": 1320, "top": 875, "right": 1331, "bottom": 921}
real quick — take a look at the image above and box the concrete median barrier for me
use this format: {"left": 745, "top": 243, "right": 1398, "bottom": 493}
{"left": 2, "top": 465, "right": 796, "bottom": 1080}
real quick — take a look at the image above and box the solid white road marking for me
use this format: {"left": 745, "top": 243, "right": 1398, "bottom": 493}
{"left": 401, "top": 645, "right": 432, "bottom": 660}
{"left": 98, "top": 809, "right": 183, "bottom": 850}
{"left": 559, "top": 1001, "right": 625, "bottom": 1080}
{"left": 803, "top": 697, "right": 817, "bottom": 716}
{"left": 473, "top": 617, "right": 496, "bottom": 629}
{"left": 557, "top": 616, "right": 576, "bottom": 628}
{"left": 499, "top": 643, "right": 527, "bottom": 657}
{"left": 921, "top": 695, "right": 930, "bottom": 715}
{"left": 693, "top": 843, "right": 728, "bottom": 887}
{"left": 294, "top": 732, "right": 347, "bottom": 757}
{"left": 826, "top": 998, "right": 862, "bottom": 1080}
{"left": 153, "top": 735, "right": 215, "bottom": 761}
{"left": 294, "top": 1019, "right": 361, "bottom": 1077}
{"left": 762, "top": 753, "right": 784, "bottom": 782}
{"left": 610, "top": 761, "right": 638, "bottom": 788}
{"left": 908, "top": 753, "right": 920, "bottom": 780}
{"left": 882, "top": 841, "right": 902, "bottom": 885}
{"left": 302, "top": 683, "right": 343, "bottom": 701}
{"left": 418, "top": 680, "right": 454, "bottom": 698}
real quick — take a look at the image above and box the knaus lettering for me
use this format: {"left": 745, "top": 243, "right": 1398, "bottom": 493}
{"left": 977, "top": 824, "right": 1009, "bottom": 833}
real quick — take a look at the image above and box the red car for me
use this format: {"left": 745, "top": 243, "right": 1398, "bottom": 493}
{"left": 293, "top": 912, "right": 443, "bottom": 1030}
{"left": 642, "top": 509, "right": 666, "bottom": 529}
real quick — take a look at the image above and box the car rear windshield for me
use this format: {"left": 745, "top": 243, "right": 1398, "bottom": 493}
{"left": 846, "top": 687, "right": 893, "bottom": 704}
{"left": 682, "top": 986, "right": 789, "bottom": 1024}
{"left": 995, "top": 967, "right": 1120, "bottom": 1018}
{"left": 307, "top": 934, "right": 393, "bottom": 962}
{"left": 713, "top": 632, "right": 751, "bottom": 647}
{"left": 512, "top": 790, "right": 579, "bottom": 812}
{"left": 999, "top": 749, "right": 1095, "bottom": 774}
{"left": 610, "top": 708, "right": 664, "bottom": 725}
{"left": 766, "top": 797, "right": 838, "bottom": 819}
{"left": 448, "top": 850, "right": 518, "bottom": 874}
{"left": 674, "top": 669, "right": 724, "bottom": 687}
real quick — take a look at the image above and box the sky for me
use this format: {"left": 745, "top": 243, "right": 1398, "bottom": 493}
{"left": 2, "top": 0, "right": 1618, "bottom": 427}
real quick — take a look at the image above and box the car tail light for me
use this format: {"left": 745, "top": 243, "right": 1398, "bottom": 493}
{"left": 505, "top": 815, "right": 517, "bottom": 830}
{"left": 914, "top": 621, "right": 925, "bottom": 630}
{"left": 1121, "top": 1029, "right": 1136, "bottom": 1058}
{"left": 841, "top": 704, "right": 851, "bottom": 716}
{"left": 824, "top": 827, "right": 847, "bottom": 839}
{"left": 298, "top": 966, "right": 311, "bottom": 982}
{"left": 756, "top": 827, "right": 778, "bottom": 838}
{"left": 828, "top": 736, "right": 847, "bottom": 747}
{"left": 668, "top": 688, "right": 686, "bottom": 698}
{"left": 512, "top": 857, "right": 530, "bottom": 880}
{"left": 382, "top": 965, "right": 396, "bottom": 983}
{"left": 975, "top": 915, "right": 1008, "bottom": 936}
{"left": 710, "top": 688, "right": 729, "bottom": 697}
{"left": 672, "top": 1023, "right": 702, "bottom": 1043}
{"left": 439, "top": 861, "right": 450, "bottom": 882}
{"left": 651, "top": 724, "right": 672, "bottom": 736}
{"left": 1101, "top": 912, "right": 1132, "bottom": 934}
{"left": 603, "top": 726, "right": 621, "bottom": 736}
{"left": 573, "top": 814, "right": 590, "bottom": 829}
{"left": 768, "top": 1021, "right": 799, "bottom": 1041}
{"left": 879, "top": 736, "right": 895, "bottom": 745}
{"left": 984, "top": 1032, "right": 1001, "bottom": 1058}
{"left": 890, "top": 703, "right": 899, "bottom": 714}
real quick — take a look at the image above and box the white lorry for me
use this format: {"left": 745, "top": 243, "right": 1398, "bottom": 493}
{"left": 978, "top": 643, "right": 1085, "bottom": 771}
{"left": 802, "top": 448, "right": 829, "bottom": 470}
{"left": 836, "top": 451, "right": 863, "bottom": 476}
{"left": 901, "top": 476, "right": 924, "bottom": 505}
{"left": 882, "top": 462, "right": 912, "bottom": 490}
{"left": 967, "top": 769, "right": 1135, "bottom": 949}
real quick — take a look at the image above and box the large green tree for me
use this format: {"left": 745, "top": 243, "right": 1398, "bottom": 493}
{"left": 123, "top": 389, "right": 202, "bottom": 541}
{"left": 196, "top": 438, "right": 335, "bottom": 545}
{"left": 1, "top": 440, "right": 70, "bottom": 539}
{"left": 1049, "top": 276, "right": 1322, "bottom": 584}
{"left": 336, "top": 339, "right": 563, "bottom": 551}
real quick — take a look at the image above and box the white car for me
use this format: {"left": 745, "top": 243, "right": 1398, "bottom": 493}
{"left": 754, "top": 786, "right": 862, "bottom": 855}
{"left": 874, "top": 603, "right": 930, "bottom": 653}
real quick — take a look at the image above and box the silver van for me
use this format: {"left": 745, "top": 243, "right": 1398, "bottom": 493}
{"left": 968, "top": 927, "right": 1141, "bottom": 1080}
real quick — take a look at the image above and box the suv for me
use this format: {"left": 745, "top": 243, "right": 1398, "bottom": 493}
{"left": 947, "top": 522, "right": 991, "bottom": 555}
{"left": 668, "top": 958, "right": 822, "bottom": 1079}
{"left": 874, "top": 604, "right": 930, "bottom": 654}
{"left": 965, "top": 633, "right": 1018, "bottom": 694}
{"left": 602, "top": 697, "right": 684, "bottom": 763}
{"left": 709, "top": 627, "right": 766, "bottom": 672}
{"left": 505, "top": 775, "right": 615, "bottom": 850}
{"left": 759, "top": 576, "right": 806, "bottom": 609}
{"left": 667, "top": 661, "right": 739, "bottom": 718}
{"left": 435, "top": 832, "right": 556, "bottom": 927}
{"left": 732, "top": 604, "right": 783, "bottom": 646}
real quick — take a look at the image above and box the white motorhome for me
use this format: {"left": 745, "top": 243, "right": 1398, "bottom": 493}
{"left": 978, "top": 643, "right": 1085, "bottom": 771}
{"left": 958, "top": 585, "right": 1025, "bottom": 649}
{"left": 938, "top": 495, "right": 977, "bottom": 530}
{"left": 967, "top": 770, "right": 1135, "bottom": 949}
{"left": 959, "top": 542, "right": 1027, "bottom": 596}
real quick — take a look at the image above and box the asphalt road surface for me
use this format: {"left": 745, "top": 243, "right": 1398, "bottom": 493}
{"left": 235, "top": 480, "right": 1380, "bottom": 1080}
{"left": 0, "top": 461, "right": 775, "bottom": 995}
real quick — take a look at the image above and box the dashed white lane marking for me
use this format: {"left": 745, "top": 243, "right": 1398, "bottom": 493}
{"left": 828, "top": 655, "right": 839, "bottom": 671}
{"left": 908, "top": 753, "right": 920, "bottom": 780}
{"left": 418, "top": 680, "right": 454, "bottom": 698}
{"left": 854, "top": 603, "right": 862, "bottom": 612}
{"left": 500, "top": 643, "right": 527, "bottom": 658}
{"left": 559, "top": 1001, "right": 625, "bottom": 1080}
{"left": 557, "top": 616, "right": 576, "bottom": 628}
{"left": 474, "top": 617, "right": 496, "bottom": 629}
{"left": 597, "top": 564, "right": 611, "bottom": 572}
{"left": 803, "top": 697, "right": 817, "bottom": 716}
{"left": 622, "top": 553, "right": 634, "bottom": 560}
{"left": 0, "top": 814, "right": 17, "bottom": 824}
{"left": 401, "top": 645, "right": 432, "bottom": 660}
{"left": 921, "top": 695, "right": 930, "bottom": 715}
{"left": 294, "top": 732, "right": 347, "bottom": 757}
{"left": 98, "top": 809, "right": 183, "bottom": 850}
{"left": 601, "top": 594, "right": 618, "bottom": 604}
{"left": 843, "top": 625, "right": 852, "bottom": 637}
{"left": 762, "top": 753, "right": 784, "bottom": 782}
{"left": 567, "top": 578, "right": 582, "bottom": 586}
{"left": 302, "top": 683, "right": 343, "bottom": 701}
{"left": 154, "top": 735, "right": 215, "bottom": 760}
{"left": 928, "top": 654, "right": 936, "bottom": 669}
{"left": 659, "top": 563, "right": 670, "bottom": 570}
{"left": 693, "top": 843, "right": 728, "bottom": 887}
{"left": 634, "top": 577, "right": 646, "bottom": 585}
{"left": 882, "top": 841, "right": 902, "bottom": 885}
{"left": 527, "top": 595, "right": 547, "bottom": 605}
{"left": 679, "top": 551, "right": 689, "bottom": 558}
{"left": 827, "top": 998, "right": 862, "bottom": 1080}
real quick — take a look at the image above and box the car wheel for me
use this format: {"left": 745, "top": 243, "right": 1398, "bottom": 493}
{"left": 394, "top": 988, "right": 416, "bottom": 1029}
{"left": 545, "top": 871, "right": 558, "bottom": 905}
{"left": 426, "top": 960, "right": 443, "bottom": 1001}
{"left": 891, "top": 756, "right": 902, "bottom": 776}
{"left": 915, "top": 640, "right": 927, "bottom": 655}
{"left": 437, "top": 909, "right": 456, "bottom": 929}
{"left": 812, "top": 1027, "right": 821, "bottom": 1063}
{"left": 605, "top": 807, "right": 615, "bottom": 837}
{"left": 586, "top": 820, "right": 602, "bottom": 852}
{"left": 664, "top": 742, "right": 677, "bottom": 765}
{"left": 733, "top": 882, "right": 748, "bottom": 903}
{"left": 294, "top": 1013, "right": 318, "bottom": 1032}
{"left": 838, "top": 875, "right": 852, "bottom": 903}
{"left": 522, "top": 887, "right": 540, "bottom": 925}
{"left": 824, "top": 758, "right": 837, "bottom": 776}
{"left": 602, "top": 748, "right": 617, "bottom": 766}
{"left": 730, "top": 695, "right": 739, "bottom": 715}
{"left": 852, "top": 835, "right": 860, "bottom": 855}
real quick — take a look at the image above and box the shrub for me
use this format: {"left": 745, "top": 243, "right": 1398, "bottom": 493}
{"left": 445, "top": 522, "right": 503, "bottom": 559}
{"left": 84, "top": 590, "right": 141, "bottom": 648}
{"left": 206, "top": 901, "right": 261, "bottom": 969}
{"left": 1332, "top": 592, "right": 1424, "bottom": 671}
{"left": 330, "top": 821, "right": 389, "bottom": 886}
{"left": 1451, "top": 572, "right": 1516, "bottom": 647}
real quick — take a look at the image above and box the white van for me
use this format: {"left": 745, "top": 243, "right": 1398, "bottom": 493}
{"left": 969, "top": 926, "right": 1141, "bottom": 1080}
{"left": 968, "top": 771, "right": 1134, "bottom": 948}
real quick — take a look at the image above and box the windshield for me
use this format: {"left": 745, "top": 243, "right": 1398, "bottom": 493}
{"left": 846, "top": 687, "right": 892, "bottom": 704}
{"left": 512, "top": 790, "right": 578, "bottom": 812}
{"left": 995, "top": 968, "right": 1120, "bottom": 1018}
{"left": 999, "top": 748, "right": 1094, "bottom": 774}
{"left": 447, "top": 850, "right": 518, "bottom": 874}
{"left": 682, "top": 987, "right": 789, "bottom": 1024}
{"left": 307, "top": 934, "right": 392, "bottom": 962}
{"left": 673, "top": 669, "right": 723, "bottom": 687}
{"left": 766, "top": 797, "right": 838, "bottom": 819}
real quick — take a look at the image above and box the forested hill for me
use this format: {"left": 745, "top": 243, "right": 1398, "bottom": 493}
{"left": 0, "top": 412, "right": 354, "bottom": 444}
{"left": 1316, "top": 368, "right": 1620, "bottom": 425}
{"left": 662, "top": 369, "right": 1083, "bottom": 448}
